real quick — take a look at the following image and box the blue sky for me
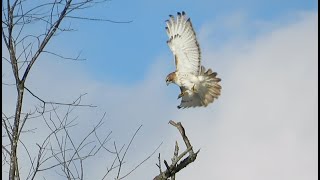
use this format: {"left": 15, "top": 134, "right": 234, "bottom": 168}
{"left": 47, "top": 0, "right": 318, "bottom": 84}
{"left": 2, "top": 0, "right": 318, "bottom": 179}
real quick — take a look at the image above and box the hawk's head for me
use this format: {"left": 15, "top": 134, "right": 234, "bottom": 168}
{"left": 165, "top": 72, "right": 176, "bottom": 86}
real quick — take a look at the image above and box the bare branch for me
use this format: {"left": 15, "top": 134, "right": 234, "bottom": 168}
{"left": 116, "top": 125, "right": 142, "bottom": 179}
{"left": 2, "top": 115, "right": 13, "bottom": 143}
{"left": 24, "top": 87, "right": 97, "bottom": 114}
{"left": 21, "top": 0, "right": 72, "bottom": 83}
{"left": 65, "top": 15, "right": 133, "bottom": 24}
{"left": 17, "top": 113, "right": 28, "bottom": 139}
{"left": 153, "top": 120, "right": 200, "bottom": 180}
{"left": 42, "top": 50, "right": 85, "bottom": 61}
{"left": 118, "top": 142, "right": 163, "bottom": 180}
{"left": 2, "top": 145, "right": 11, "bottom": 155}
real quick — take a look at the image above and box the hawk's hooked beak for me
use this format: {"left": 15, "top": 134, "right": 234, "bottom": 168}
{"left": 166, "top": 78, "right": 170, "bottom": 86}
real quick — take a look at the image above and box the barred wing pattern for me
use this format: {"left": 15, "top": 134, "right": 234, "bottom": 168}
{"left": 166, "top": 11, "right": 201, "bottom": 75}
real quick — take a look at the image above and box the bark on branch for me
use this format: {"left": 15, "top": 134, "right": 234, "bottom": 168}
{"left": 153, "top": 120, "right": 199, "bottom": 180}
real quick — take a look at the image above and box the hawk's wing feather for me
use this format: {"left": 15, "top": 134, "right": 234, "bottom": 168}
{"left": 166, "top": 12, "right": 201, "bottom": 75}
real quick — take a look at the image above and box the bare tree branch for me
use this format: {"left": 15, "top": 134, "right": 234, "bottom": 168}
{"left": 118, "top": 142, "right": 163, "bottom": 180}
{"left": 21, "top": 0, "right": 72, "bottom": 83}
{"left": 24, "top": 87, "right": 97, "bottom": 115}
{"left": 116, "top": 125, "right": 143, "bottom": 179}
{"left": 65, "top": 15, "right": 133, "bottom": 23}
{"left": 42, "top": 50, "right": 85, "bottom": 61}
{"left": 153, "top": 120, "right": 200, "bottom": 180}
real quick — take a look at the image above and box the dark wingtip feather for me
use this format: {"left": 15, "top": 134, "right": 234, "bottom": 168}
{"left": 177, "top": 12, "right": 181, "bottom": 16}
{"left": 182, "top": 11, "right": 186, "bottom": 15}
{"left": 177, "top": 106, "right": 181, "bottom": 109}
{"left": 209, "top": 72, "right": 217, "bottom": 78}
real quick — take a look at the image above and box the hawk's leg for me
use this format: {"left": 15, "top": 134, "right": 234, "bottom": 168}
{"left": 192, "top": 84, "right": 198, "bottom": 93}
{"left": 177, "top": 91, "right": 189, "bottom": 99}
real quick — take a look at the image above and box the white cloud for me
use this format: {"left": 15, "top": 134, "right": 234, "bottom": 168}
{"left": 172, "top": 11, "right": 318, "bottom": 180}
{"left": 2, "top": 11, "right": 317, "bottom": 180}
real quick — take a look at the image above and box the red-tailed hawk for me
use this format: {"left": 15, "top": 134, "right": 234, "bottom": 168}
{"left": 165, "top": 11, "right": 221, "bottom": 109}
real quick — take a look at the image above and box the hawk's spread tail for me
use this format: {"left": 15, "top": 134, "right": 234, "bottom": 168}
{"left": 198, "top": 66, "right": 221, "bottom": 106}
{"left": 178, "top": 66, "right": 221, "bottom": 109}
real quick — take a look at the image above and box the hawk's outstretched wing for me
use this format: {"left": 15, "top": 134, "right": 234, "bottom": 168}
{"left": 166, "top": 11, "right": 201, "bottom": 75}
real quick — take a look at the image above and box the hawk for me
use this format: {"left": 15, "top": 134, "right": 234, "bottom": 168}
{"left": 165, "top": 11, "right": 221, "bottom": 109}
